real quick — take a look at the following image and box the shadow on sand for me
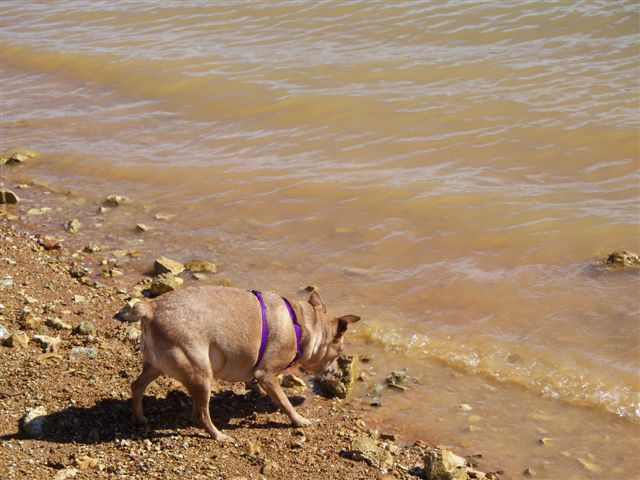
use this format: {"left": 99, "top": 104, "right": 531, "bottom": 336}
{"left": 1, "top": 389, "right": 305, "bottom": 444}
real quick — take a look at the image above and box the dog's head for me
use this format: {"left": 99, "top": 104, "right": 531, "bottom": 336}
{"left": 299, "top": 290, "right": 360, "bottom": 374}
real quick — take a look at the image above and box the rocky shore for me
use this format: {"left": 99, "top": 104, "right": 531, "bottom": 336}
{"left": 0, "top": 164, "right": 501, "bottom": 479}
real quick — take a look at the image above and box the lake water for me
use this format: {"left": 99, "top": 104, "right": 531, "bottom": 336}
{"left": 1, "top": 1, "right": 639, "bottom": 478}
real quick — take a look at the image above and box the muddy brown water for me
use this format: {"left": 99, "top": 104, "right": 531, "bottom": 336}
{"left": 1, "top": 2, "right": 639, "bottom": 478}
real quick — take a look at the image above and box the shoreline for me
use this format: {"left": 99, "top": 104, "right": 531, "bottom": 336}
{"left": 0, "top": 175, "right": 501, "bottom": 479}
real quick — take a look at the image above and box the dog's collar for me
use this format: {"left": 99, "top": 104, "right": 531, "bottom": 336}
{"left": 250, "top": 290, "right": 302, "bottom": 369}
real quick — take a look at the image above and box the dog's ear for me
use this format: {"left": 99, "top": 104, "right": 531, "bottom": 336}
{"left": 308, "top": 290, "right": 326, "bottom": 313}
{"left": 335, "top": 315, "right": 361, "bottom": 338}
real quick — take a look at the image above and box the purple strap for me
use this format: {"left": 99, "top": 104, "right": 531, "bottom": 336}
{"left": 282, "top": 296, "right": 302, "bottom": 368}
{"left": 250, "top": 290, "right": 302, "bottom": 369}
{"left": 251, "top": 290, "right": 268, "bottom": 369}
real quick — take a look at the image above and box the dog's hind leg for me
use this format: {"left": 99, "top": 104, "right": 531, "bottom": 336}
{"left": 131, "top": 362, "right": 162, "bottom": 425}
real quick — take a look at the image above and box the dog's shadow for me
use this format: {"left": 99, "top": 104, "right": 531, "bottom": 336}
{"left": 1, "top": 389, "right": 305, "bottom": 444}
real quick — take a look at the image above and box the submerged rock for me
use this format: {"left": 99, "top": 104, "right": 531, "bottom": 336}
{"left": 21, "top": 406, "right": 48, "bottom": 438}
{"left": 149, "top": 273, "right": 183, "bottom": 296}
{"left": 1, "top": 150, "right": 36, "bottom": 165}
{"left": 153, "top": 256, "right": 185, "bottom": 275}
{"left": 104, "top": 195, "right": 129, "bottom": 206}
{"left": 386, "top": 370, "right": 408, "bottom": 391}
{"left": 0, "top": 190, "right": 19, "bottom": 204}
{"left": 319, "top": 354, "right": 359, "bottom": 399}
{"left": 64, "top": 218, "right": 82, "bottom": 234}
{"left": 185, "top": 259, "right": 217, "bottom": 273}
{"left": 606, "top": 250, "right": 640, "bottom": 267}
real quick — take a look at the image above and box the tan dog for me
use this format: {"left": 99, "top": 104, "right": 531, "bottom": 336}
{"left": 130, "top": 286, "right": 360, "bottom": 441}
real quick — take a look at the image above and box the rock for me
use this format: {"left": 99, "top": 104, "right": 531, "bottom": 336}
{"left": 27, "top": 207, "right": 52, "bottom": 216}
{"left": 291, "top": 431, "right": 306, "bottom": 449}
{"left": 606, "top": 250, "right": 640, "bottom": 267}
{"left": 73, "top": 295, "right": 85, "bottom": 303}
{"left": 124, "top": 326, "right": 141, "bottom": 343}
{"left": 136, "top": 223, "right": 150, "bottom": 232}
{"left": 69, "top": 347, "right": 98, "bottom": 360}
{"left": 19, "top": 309, "right": 42, "bottom": 330}
{"left": 577, "top": 456, "right": 601, "bottom": 473}
{"left": 52, "top": 467, "right": 78, "bottom": 480}
{"left": 0, "top": 276, "right": 13, "bottom": 288}
{"left": 75, "top": 455, "right": 100, "bottom": 470}
{"left": 0, "top": 190, "right": 19, "bottom": 204}
{"left": 37, "top": 236, "right": 63, "bottom": 250}
{"left": 4, "top": 331, "right": 28, "bottom": 348}
{"left": 149, "top": 273, "right": 183, "bottom": 296}
{"left": 83, "top": 244, "right": 101, "bottom": 253}
{"left": 523, "top": 467, "right": 536, "bottom": 477}
{"left": 154, "top": 212, "right": 175, "bottom": 221}
{"left": 45, "top": 317, "right": 72, "bottom": 331}
{"left": 104, "top": 195, "right": 129, "bottom": 206}
{"left": 32, "top": 335, "right": 61, "bottom": 352}
{"left": 347, "top": 436, "right": 393, "bottom": 471}
{"left": 20, "top": 406, "right": 47, "bottom": 438}
{"left": 458, "top": 404, "right": 473, "bottom": 412}
{"left": 153, "top": 256, "right": 185, "bottom": 275}
{"left": 424, "top": 447, "right": 469, "bottom": 480}
{"left": 64, "top": 218, "right": 82, "bottom": 234}
{"left": 185, "top": 259, "right": 217, "bottom": 273}
{"left": 79, "top": 277, "right": 106, "bottom": 289}
{"left": 0, "top": 324, "right": 9, "bottom": 341}
{"left": 74, "top": 320, "right": 97, "bottom": 337}
{"left": 102, "top": 268, "right": 123, "bottom": 277}
{"left": 537, "top": 437, "right": 554, "bottom": 446}
{"left": 0, "top": 150, "right": 36, "bottom": 165}
{"left": 386, "top": 370, "right": 408, "bottom": 390}
{"left": 319, "top": 354, "right": 359, "bottom": 399}
{"left": 193, "top": 273, "right": 208, "bottom": 281}
{"left": 281, "top": 374, "right": 306, "bottom": 390}
{"left": 261, "top": 459, "right": 280, "bottom": 476}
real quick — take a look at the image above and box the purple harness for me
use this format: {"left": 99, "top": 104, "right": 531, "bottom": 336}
{"left": 250, "top": 290, "right": 302, "bottom": 369}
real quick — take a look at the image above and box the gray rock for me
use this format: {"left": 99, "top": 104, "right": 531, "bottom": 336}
{"left": 0, "top": 190, "right": 19, "bottom": 204}
{"left": 149, "top": 273, "right": 183, "bottom": 296}
{"left": 32, "top": 335, "right": 61, "bottom": 352}
{"left": 64, "top": 218, "right": 82, "bottom": 234}
{"left": 319, "top": 354, "right": 359, "bottom": 399}
{"left": 104, "top": 195, "right": 129, "bottom": 206}
{"left": 347, "top": 436, "right": 393, "bottom": 471}
{"left": 74, "top": 320, "right": 97, "bottom": 337}
{"left": 0, "top": 276, "right": 13, "bottom": 288}
{"left": 124, "top": 326, "right": 141, "bottom": 343}
{"left": 52, "top": 467, "right": 78, "bottom": 480}
{"left": 424, "top": 446, "right": 468, "bottom": 480}
{"left": 0, "top": 325, "right": 9, "bottom": 340}
{"left": 21, "top": 406, "right": 47, "bottom": 438}
{"left": 185, "top": 259, "right": 217, "bottom": 273}
{"left": 69, "top": 347, "right": 98, "bottom": 360}
{"left": 153, "top": 256, "right": 185, "bottom": 275}
{"left": 606, "top": 250, "right": 640, "bottom": 267}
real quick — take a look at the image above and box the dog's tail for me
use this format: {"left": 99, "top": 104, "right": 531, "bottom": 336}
{"left": 130, "top": 300, "right": 154, "bottom": 352}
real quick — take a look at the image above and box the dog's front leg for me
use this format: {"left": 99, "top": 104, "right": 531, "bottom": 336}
{"left": 255, "top": 371, "right": 311, "bottom": 427}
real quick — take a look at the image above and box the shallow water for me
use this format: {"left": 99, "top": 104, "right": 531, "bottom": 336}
{"left": 1, "top": 1, "right": 639, "bottom": 478}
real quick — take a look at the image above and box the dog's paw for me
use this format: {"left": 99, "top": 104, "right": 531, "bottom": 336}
{"left": 133, "top": 415, "right": 149, "bottom": 426}
{"left": 215, "top": 433, "right": 236, "bottom": 443}
{"left": 292, "top": 416, "right": 312, "bottom": 428}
